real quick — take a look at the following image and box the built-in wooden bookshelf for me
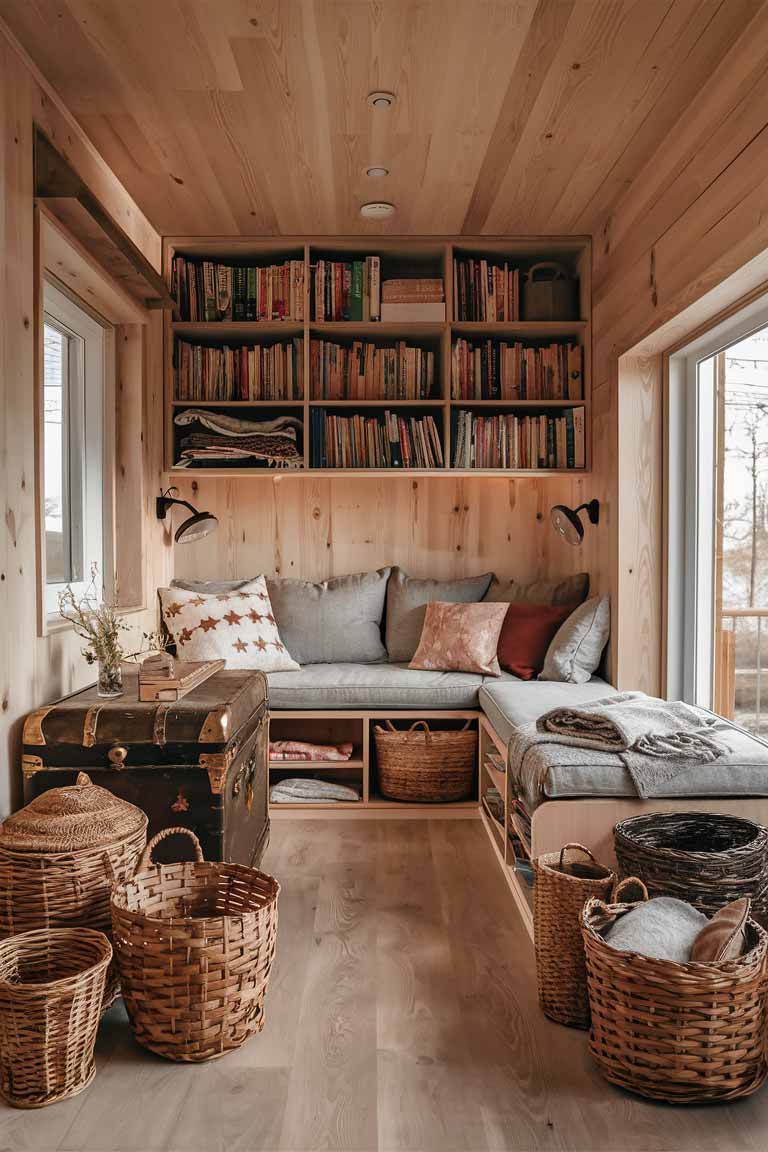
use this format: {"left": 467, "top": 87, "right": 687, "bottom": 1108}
{"left": 163, "top": 236, "right": 591, "bottom": 477}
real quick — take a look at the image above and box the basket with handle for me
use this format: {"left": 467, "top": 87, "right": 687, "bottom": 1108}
{"left": 0, "top": 771, "right": 147, "bottom": 1009}
{"left": 581, "top": 877, "right": 768, "bottom": 1103}
{"left": 0, "top": 927, "right": 112, "bottom": 1108}
{"left": 533, "top": 843, "right": 615, "bottom": 1027}
{"left": 111, "top": 826, "right": 279, "bottom": 1063}
{"left": 373, "top": 720, "right": 476, "bottom": 803}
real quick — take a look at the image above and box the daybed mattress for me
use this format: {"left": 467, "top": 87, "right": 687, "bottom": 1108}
{"left": 267, "top": 662, "right": 514, "bottom": 710}
{"left": 512, "top": 720, "right": 768, "bottom": 809}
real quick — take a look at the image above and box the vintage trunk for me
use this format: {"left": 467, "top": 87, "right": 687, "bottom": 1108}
{"left": 21, "top": 669, "right": 269, "bottom": 866}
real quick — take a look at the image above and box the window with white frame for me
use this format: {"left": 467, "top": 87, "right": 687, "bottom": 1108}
{"left": 42, "top": 279, "right": 112, "bottom": 619}
{"left": 668, "top": 294, "right": 768, "bottom": 732}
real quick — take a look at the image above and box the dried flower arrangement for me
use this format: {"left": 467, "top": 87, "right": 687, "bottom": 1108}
{"left": 58, "top": 566, "right": 128, "bottom": 697}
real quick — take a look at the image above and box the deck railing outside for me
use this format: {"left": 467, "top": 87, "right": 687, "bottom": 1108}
{"left": 718, "top": 608, "right": 768, "bottom": 734}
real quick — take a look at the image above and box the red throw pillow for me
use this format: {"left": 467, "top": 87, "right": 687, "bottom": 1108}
{"left": 497, "top": 602, "right": 574, "bottom": 679}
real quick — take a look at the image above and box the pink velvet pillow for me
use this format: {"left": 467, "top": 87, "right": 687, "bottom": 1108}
{"left": 409, "top": 601, "right": 508, "bottom": 676}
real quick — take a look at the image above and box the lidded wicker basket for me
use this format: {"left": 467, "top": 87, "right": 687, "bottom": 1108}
{"left": 374, "top": 720, "right": 476, "bottom": 803}
{"left": 582, "top": 879, "right": 768, "bottom": 1103}
{"left": 0, "top": 772, "right": 147, "bottom": 936}
{"left": 0, "top": 772, "right": 147, "bottom": 1007}
{"left": 111, "top": 826, "right": 279, "bottom": 1063}
{"left": 0, "top": 927, "right": 112, "bottom": 1108}
{"left": 614, "top": 811, "right": 768, "bottom": 925}
{"left": 533, "top": 843, "right": 615, "bottom": 1028}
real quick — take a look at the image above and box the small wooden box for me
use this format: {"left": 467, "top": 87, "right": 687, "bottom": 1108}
{"left": 21, "top": 669, "right": 269, "bottom": 866}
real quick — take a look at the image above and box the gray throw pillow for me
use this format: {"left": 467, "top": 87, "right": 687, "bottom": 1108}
{"left": 485, "top": 572, "right": 589, "bottom": 606}
{"left": 385, "top": 567, "right": 493, "bottom": 663}
{"left": 540, "top": 595, "right": 610, "bottom": 684}
{"left": 172, "top": 578, "right": 249, "bottom": 594}
{"left": 605, "top": 897, "right": 708, "bottom": 963}
{"left": 266, "top": 569, "right": 391, "bottom": 665}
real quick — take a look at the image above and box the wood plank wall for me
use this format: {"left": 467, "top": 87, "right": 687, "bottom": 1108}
{"left": 170, "top": 474, "right": 605, "bottom": 590}
{"left": 0, "top": 31, "right": 172, "bottom": 816}
{"left": 588, "top": 4, "right": 768, "bottom": 694}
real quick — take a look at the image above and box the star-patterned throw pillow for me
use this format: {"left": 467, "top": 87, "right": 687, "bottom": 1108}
{"left": 158, "top": 576, "right": 299, "bottom": 671}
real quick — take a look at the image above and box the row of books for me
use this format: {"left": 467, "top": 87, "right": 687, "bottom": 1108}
{"left": 380, "top": 277, "right": 445, "bottom": 322}
{"left": 174, "top": 339, "right": 303, "bottom": 402}
{"left": 310, "top": 409, "right": 443, "bottom": 469}
{"left": 311, "top": 257, "right": 381, "bottom": 321}
{"left": 172, "top": 256, "right": 305, "bottom": 322}
{"left": 453, "top": 257, "right": 519, "bottom": 322}
{"left": 451, "top": 408, "right": 586, "bottom": 470}
{"left": 309, "top": 339, "right": 436, "bottom": 400}
{"left": 451, "top": 339, "right": 582, "bottom": 401}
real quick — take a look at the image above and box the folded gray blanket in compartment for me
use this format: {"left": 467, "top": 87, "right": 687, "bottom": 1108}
{"left": 269, "top": 777, "right": 360, "bottom": 804}
{"left": 536, "top": 691, "right": 726, "bottom": 797}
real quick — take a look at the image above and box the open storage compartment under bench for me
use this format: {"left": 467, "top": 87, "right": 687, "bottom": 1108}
{"left": 267, "top": 711, "right": 481, "bottom": 813}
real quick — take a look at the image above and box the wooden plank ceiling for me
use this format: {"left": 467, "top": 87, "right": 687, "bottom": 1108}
{"left": 0, "top": 0, "right": 759, "bottom": 237}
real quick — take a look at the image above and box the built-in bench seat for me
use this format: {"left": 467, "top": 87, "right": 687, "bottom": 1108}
{"left": 267, "top": 662, "right": 515, "bottom": 711}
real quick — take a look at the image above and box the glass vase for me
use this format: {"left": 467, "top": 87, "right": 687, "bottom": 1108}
{"left": 97, "top": 658, "right": 124, "bottom": 698}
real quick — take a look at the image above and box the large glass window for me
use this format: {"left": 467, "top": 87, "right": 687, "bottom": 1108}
{"left": 668, "top": 301, "right": 768, "bottom": 731}
{"left": 42, "top": 280, "right": 109, "bottom": 617}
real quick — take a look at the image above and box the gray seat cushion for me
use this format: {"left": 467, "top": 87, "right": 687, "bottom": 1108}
{"left": 268, "top": 662, "right": 510, "bottom": 710}
{"left": 478, "top": 677, "right": 617, "bottom": 747}
{"left": 385, "top": 568, "right": 493, "bottom": 663}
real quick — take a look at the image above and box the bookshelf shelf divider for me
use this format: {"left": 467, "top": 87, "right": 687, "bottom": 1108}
{"left": 164, "top": 235, "right": 591, "bottom": 476}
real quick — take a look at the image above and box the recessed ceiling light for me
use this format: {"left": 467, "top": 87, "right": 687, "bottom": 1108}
{"left": 365, "top": 166, "right": 390, "bottom": 178}
{"left": 367, "top": 91, "right": 395, "bottom": 109}
{"left": 360, "top": 201, "right": 396, "bottom": 219}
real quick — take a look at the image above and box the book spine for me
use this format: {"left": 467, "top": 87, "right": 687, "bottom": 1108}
{"left": 369, "top": 256, "right": 381, "bottom": 320}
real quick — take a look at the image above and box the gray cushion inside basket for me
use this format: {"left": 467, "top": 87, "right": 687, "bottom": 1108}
{"left": 604, "top": 897, "right": 709, "bottom": 963}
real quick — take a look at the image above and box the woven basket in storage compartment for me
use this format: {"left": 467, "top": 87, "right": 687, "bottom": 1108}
{"left": 533, "top": 844, "right": 615, "bottom": 1028}
{"left": 111, "top": 827, "right": 279, "bottom": 1062}
{"left": 582, "top": 879, "right": 768, "bottom": 1103}
{"left": 614, "top": 811, "right": 768, "bottom": 925}
{"left": 374, "top": 720, "right": 476, "bottom": 802}
{"left": 0, "top": 773, "right": 147, "bottom": 1007}
{"left": 0, "top": 928, "right": 112, "bottom": 1108}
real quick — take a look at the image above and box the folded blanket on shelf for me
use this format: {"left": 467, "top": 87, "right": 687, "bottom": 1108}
{"left": 269, "top": 777, "right": 360, "bottom": 804}
{"left": 174, "top": 409, "right": 303, "bottom": 469}
{"left": 269, "top": 740, "right": 354, "bottom": 762}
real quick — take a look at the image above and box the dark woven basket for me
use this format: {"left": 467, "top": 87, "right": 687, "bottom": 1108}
{"left": 614, "top": 811, "right": 768, "bottom": 925}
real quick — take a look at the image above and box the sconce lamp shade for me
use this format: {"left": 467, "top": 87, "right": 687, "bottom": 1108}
{"left": 156, "top": 489, "right": 218, "bottom": 544}
{"left": 551, "top": 499, "right": 599, "bottom": 546}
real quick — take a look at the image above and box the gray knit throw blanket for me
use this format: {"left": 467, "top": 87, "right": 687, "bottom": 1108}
{"left": 536, "top": 692, "right": 726, "bottom": 798}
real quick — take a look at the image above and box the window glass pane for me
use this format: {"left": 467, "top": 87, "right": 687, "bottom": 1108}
{"left": 43, "top": 322, "right": 69, "bottom": 584}
{"left": 718, "top": 331, "right": 768, "bottom": 734}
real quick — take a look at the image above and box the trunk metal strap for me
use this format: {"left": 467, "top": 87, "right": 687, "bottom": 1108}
{"left": 153, "top": 703, "right": 171, "bottom": 746}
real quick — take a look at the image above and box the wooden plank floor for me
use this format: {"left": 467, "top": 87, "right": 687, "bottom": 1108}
{"left": 3, "top": 817, "right": 768, "bottom": 1151}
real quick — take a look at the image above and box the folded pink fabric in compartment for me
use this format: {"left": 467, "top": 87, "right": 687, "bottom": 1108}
{"left": 269, "top": 740, "right": 354, "bottom": 762}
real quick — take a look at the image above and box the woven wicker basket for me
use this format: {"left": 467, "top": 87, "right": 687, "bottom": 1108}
{"left": 582, "top": 879, "right": 768, "bottom": 1103}
{"left": 614, "top": 811, "right": 768, "bottom": 925}
{"left": 374, "top": 720, "right": 476, "bottom": 803}
{"left": 533, "top": 843, "right": 615, "bottom": 1028}
{"left": 0, "top": 773, "right": 147, "bottom": 1008}
{"left": 0, "top": 928, "right": 112, "bottom": 1108}
{"left": 111, "top": 826, "right": 279, "bottom": 1063}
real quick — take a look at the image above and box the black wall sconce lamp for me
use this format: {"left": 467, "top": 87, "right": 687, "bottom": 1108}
{"left": 551, "top": 499, "right": 600, "bottom": 546}
{"left": 156, "top": 488, "right": 218, "bottom": 544}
